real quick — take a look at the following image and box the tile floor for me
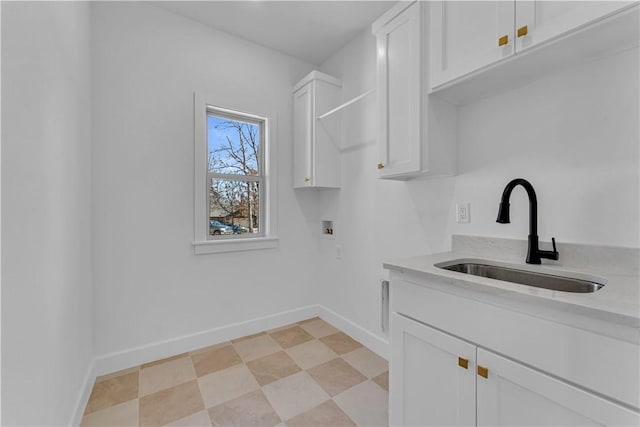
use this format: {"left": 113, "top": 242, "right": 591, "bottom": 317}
{"left": 81, "top": 317, "right": 389, "bottom": 427}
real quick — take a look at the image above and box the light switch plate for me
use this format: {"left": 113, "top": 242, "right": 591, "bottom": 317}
{"left": 456, "top": 203, "right": 470, "bottom": 223}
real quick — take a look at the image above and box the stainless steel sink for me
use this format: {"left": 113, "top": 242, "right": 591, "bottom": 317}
{"left": 436, "top": 261, "right": 605, "bottom": 293}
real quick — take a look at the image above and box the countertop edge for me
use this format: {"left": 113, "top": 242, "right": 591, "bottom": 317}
{"left": 383, "top": 252, "right": 640, "bottom": 332}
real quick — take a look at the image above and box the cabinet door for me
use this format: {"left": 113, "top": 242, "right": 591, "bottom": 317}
{"left": 293, "top": 83, "right": 312, "bottom": 188}
{"left": 390, "top": 313, "right": 476, "bottom": 426}
{"left": 477, "top": 348, "right": 640, "bottom": 426}
{"left": 515, "top": 1, "right": 635, "bottom": 53}
{"left": 430, "top": 1, "right": 515, "bottom": 88}
{"left": 375, "top": 2, "right": 421, "bottom": 177}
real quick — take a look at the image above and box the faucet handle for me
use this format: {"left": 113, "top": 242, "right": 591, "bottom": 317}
{"left": 550, "top": 237, "right": 560, "bottom": 260}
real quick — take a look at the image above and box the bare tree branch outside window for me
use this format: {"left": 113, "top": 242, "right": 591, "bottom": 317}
{"left": 207, "top": 114, "right": 262, "bottom": 236}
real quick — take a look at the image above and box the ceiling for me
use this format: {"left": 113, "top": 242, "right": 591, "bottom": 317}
{"left": 150, "top": 1, "right": 397, "bottom": 65}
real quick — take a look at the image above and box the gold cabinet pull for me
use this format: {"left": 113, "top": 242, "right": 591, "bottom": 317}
{"left": 458, "top": 357, "right": 469, "bottom": 369}
{"left": 517, "top": 25, "right": 528, "bottom": 38}
{"left": 498, "top": 35, "right": 509, "bottom": 46}
{"left": 477, "top": 365, "right": 489, "bottom": 379}
{"left": 304, "top": 177, "right": 310, "bottom": 182}
{"left": 377, "top": 163, "right": 385, "bottom": 170}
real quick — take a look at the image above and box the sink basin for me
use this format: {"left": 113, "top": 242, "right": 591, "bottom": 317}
{"left": 436, "top": 260, "right": 605, "bottom": 293}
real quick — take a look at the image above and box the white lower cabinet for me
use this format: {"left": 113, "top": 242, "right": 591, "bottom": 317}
{"left": 390, "top": 313, "right": 475, "bottom": 426}
{"left": 391, "top": 313, "right": 639, "bottom": 426}
{"left": 477, "top": 348, "right": 638, "bottom": 426}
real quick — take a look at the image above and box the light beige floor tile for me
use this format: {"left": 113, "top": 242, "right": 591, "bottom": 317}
{"left": 198, "top": 364, "right": 260, "bottom": 408}
{"left": 190, "top": 341, "right": 232, "bottom": 356}
{"left": 231, "top": 331, "right": 267, "bottom": 344}
{"left": 82, "top": 323, "right": 389, "bottom": 427}
{"left": 285, "top": 399, "right": 356, "bottom": 427}
{"left": 342, "top": 347, "right": 388, "bottom": 378}
{"left": 246, "top": 351, "right": 302, "bottom": 386}
{"left": 81, "top": 399, "right": 138, "bottom": 427}
{"left": 372, "top": 371, "right": 389, "bottom": 392}
{"left": 164, "top": 410, "right": 212, "bottom": 427}
{"left": 298, "top": 318, "right": 339, "bottom": 338}
{"left": 262, "top": 371, "right": 330, "bottom": 421}
{"left": 297, "top": 317, "right": 320, "bottom": 325}
{"left": 208, "top": 389, "right": 281, "bottom": 427}
{"left": 139, "top": 380, "right": 204, "bottom": 427}
{"left": 270, "top": 326, "right": 314, "bottom": 349}
{"left": 286, "top": 340, "right": 338, "bottom": 370}
{"left": 334, "top": 380, "right": 389, "bottom": 427}
{"left": 142, "top": 353, "right": 189, "bottom": 369}
{"left": 307, "top": 358, "right": 367, "bottom": 397}
{"left": 319, "top": 332, "right": 363, "bottom": 355}
{"left": 140, "top": 355, "right": 196, "bottom": 396}
{"left": 267, "top": 323, "right": 299, "bottom": 334}
{"left": 191, "top": 344, "right": 242, "bottom": 377}
{"left": 233, "top": 334, "right": 282, "bottom": 362}
{"left": 95, "top": 366, "right": 140, "bottom": 382}
{"left": 85, "top": 371, "right": 139, "bottom": 414}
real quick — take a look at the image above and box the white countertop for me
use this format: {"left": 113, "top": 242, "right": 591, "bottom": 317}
{"left": 383, "top": 236, "right": 640, "bottom": 331}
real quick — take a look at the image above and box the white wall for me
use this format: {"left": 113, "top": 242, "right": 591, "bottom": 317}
{"left": 1, "top": 2, "right": 93, "bottom": 425}
{"left": 316, "top": 30, "right": 449, "bottom": 342}
{"left": 91, "top": 2, "right": 318, "bottom": 357}
{"left": 451, "top": 46, "right": 639, "bottom": 247}
{"left": 319, "top": 30, "right": 639, "bottom": 343}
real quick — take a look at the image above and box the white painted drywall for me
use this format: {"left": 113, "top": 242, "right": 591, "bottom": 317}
{"left": 1, "top": 2, "right": 93, "bottom": 425}
{"left": 316, "top": 30, "right": 452, "bottom": 339}
{"left": 319, "top": 29, "right": 639, "bottom": 341}
{"left": 0, "top": 1, "right": 4, "bottom": 422}
{"left": 90, "top": 2, "right": 319, "bottom": 356}
{"left": 452, "top": 46, "right": 639, "bottom": 247}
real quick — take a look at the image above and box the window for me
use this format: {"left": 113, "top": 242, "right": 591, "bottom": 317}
{"left": 207, "top": 109, "right": 263, "bottom": 238}
{"left": 193, "top": 92, "right": 277, "bottom": 254}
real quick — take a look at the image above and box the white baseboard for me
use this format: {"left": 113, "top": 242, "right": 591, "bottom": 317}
{"left": 92, "top": 305, "right": 321, "bottom": 377}
{"left": 69, "top": 304, "right": 389, "bottom": 425}
{"left": 69, "top": 359, "right": 96, "bottom": 427}
{"left": 316, "top": 306, "right": 389, "bottom": 360}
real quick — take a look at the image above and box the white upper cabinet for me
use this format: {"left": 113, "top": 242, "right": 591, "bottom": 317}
{"left": 372, "top": 1, "right": 457, "bottom": 180}
{"left": 430, "top": 0, "right": 639, "bottom": 95}
{"left": 374, "top": 2, "right": 421, "bottom": 177}
{"left": 293, "top": 83, "right": 313, "bottom": 189}
{"left": 292, "top": 71, "right": 341, "bottom": 189}
{"left": 515, "top": 1, "right": 635, "bottom": 53}
{"left": 430, "top": 1, "right": 515, "bottom": 88}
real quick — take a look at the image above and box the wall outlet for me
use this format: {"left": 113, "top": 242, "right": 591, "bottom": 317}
{"left": 336, "top": 245, "right": 342, "bottom": 259}
{"left": 456, "top": 203, "right": 470, "bottom": 223}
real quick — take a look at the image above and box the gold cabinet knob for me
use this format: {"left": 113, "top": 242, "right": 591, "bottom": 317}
{"left": 517, "top": 25, "right": 528, "bottom": 38}
{"left": 377, "top": 163, "right": 385, "bottom": 170}
{"left": 477, "top": 365, "right": 489, "bottom": 379}
{"left": 458, "top": 357, "right": 469, "bottom": 369}
{"left": 498, "top": 35, "right": 509, "bottom": 46}
{"left": 304, "top": 177, "right": 310, "bottom": 182}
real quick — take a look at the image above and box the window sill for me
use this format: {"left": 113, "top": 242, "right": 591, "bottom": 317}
{"left": 192, "top": 236, "right": 279, "bottom": 255}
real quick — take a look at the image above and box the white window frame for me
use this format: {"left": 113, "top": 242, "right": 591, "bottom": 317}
{"left": 193, "top": 91, "right": 278, "bottom": 254}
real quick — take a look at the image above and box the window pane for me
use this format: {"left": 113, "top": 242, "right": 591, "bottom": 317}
{"left": 209, "top": 179, "right": 260, "bottom": 237}
{"left": 208, "top": 115, "right": 260, "bottom": 176}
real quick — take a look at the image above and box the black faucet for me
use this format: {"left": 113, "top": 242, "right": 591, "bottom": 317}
{"left": 496, "top": 178, "right": 559, "bottom": 264}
